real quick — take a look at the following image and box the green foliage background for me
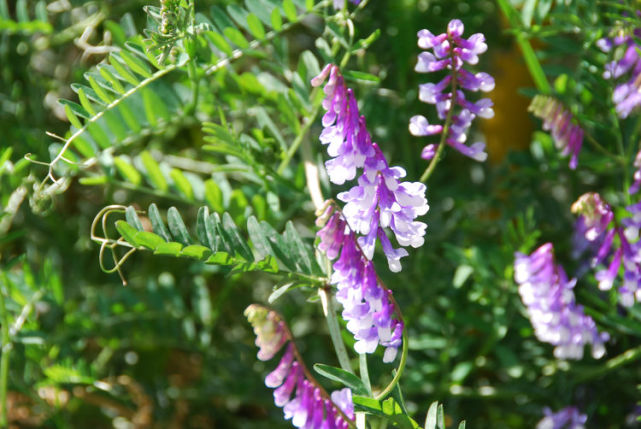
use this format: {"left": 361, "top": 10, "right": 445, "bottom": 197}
{"left": 1, "top": 0, "right": 640, "bottom": 427}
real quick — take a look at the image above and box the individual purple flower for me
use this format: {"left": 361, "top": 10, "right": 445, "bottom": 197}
{"left": 317, "top": 207, "right": 403, "bottom": 363}
{"left": 529, "top": 95, "right": 584, "bottom": 169}
{"left": 312, "top": 64, "right": 429, "bottom": 273}
{"left": 571, "top": 193, "right": 614, "bottom": 241}
{"left": 598, "top": 29, "right": 641, "bottom": 118}
{"left": 245, "top": 305, "right": 355, "bottom": 428}
{"left": 514, "top": 243, "right": 609, "bottom": 359}
{"left": 410, "top": 19, "right": 494, "bottom": 162}
{"left": 536, "top": 407, "right": 587, "bottom": 429}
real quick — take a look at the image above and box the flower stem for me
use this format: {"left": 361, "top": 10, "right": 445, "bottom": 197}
{"left": 576, "top": 343, "right": 641, "bottom": 383}
{"left": 0, "top": 275, "right": 11, "bottom": 428}
{"left": 319, "top": 287, "right": 354, "bottom": 374}
{"left": 495, "top": 0, "right": 551, "bottom": 94}
{"left": 359, "top": 353, "right": 372, "bottom": 395}
{"left": 277, "top": 91, "right": 322, "bottom": 175}
{"left": 419, "top": 57, "right": 459, "bottom": 183}
{"left": 374, "top": 329, "right": 409, "bottom": 400}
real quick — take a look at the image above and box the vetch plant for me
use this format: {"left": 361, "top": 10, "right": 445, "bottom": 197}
{"left": 409, "top": 19, "right": 495, "bottom": 181}
{"left": 10, "top": 0, "right": 641, "bottom": 427}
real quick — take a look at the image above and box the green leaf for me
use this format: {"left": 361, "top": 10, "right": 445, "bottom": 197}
{"left": 154, "top": 242, "right": 183, "bottom": 256}
{"left": 196, "top": 206, "right": 211, "bottom": 246}
{"left": 98, "top": 65, "right": 125, "bottom": 93}
{"left": 204, "top": 212, "right": 222, "bottom": 252}
{"left": 140, "top": 151, "right": 169, "bottom": 192}
{"left": 223, "top": 26, "right": 249, "bottom": 49}
{"left": 206, "top": 31, "right": 233, "bottom": 56}
{"left": 125, "top": 206, "right": 144, "bottom": 231}
{"left": 109, "top": 54, "right": 140, "bottom": 86}
{"left": 114, "top": 156, "right": 142, "bottom": 186}
{"left": 284, "top": 221, "right": 312, "bottom": 274}
{"left": 247, "top": 216, "right": 272, "bottom": 260}
{"left": 63, "top": 104, "right": 83, "bottom": 129}
{"left": 343, "top": 70, "right": 380, "bottom": 84}
{"left": 437, "top": 404, "right": 445, "bottom": 429}
{"left": 226, "top": 5, "right": 250, "bottom": 32}
{"left": 270, "top": 7, "right": 282, "bottom": 31}
{"left": 245, "top": 0, "right": 272, "bottom": 25}
{"left": 119, "top": 50, "right": 152, "bottom": 78}
{"left": 170, "top": 168, "right": 194, "bottom": 201}
{"left": 353, "top": 396, "right": 420, "bottom": 429}
{"left": 115, "top": 220, "right": 139, "bottom": 246}
{"left": 458, "top": 422, "right": 466, "bottom": 429}
{"left": 425, "top": 401, "right": 438, "bottom": 429}
{"left": 181, "top": 245, "right": 211, "bottom": 259}
{"left": 148, "top": 203, "right": 171, "bottom": 242}
{"left": 247, "top": 13, "right": 266, "bottom": 40}
{"left": 205, "top": 251, "right": 234, "bottom": 266}
{"left": 260, "top": 220, "right": 295, "bottom": 271}
{"left": 167, "top": 207, "right": 193, "bottom": 245}
{"left": 76, "top": 87, "right": 97, "bottom": 116}
{"left": 86, "top": 74, "right": 114, "bottom": 104}
{"left": 16, "top": 0, "right": 28, "bottom": 22}
{"left": 134, "top": 231, "right": 166, "bottom": 249}
{"left": 282, "top": 0, "right": 297, "bottom": 22}
{"left": 210, "top": 5, "right": 236, "bottom": 32}
{"left": 313, "top": 364, "right": 368, "bottom": 396}
{"left": 59, "top": 99, "right": 90, "bottom": 120}
{"left": 268, "top": 281, "right": 296, "bottom": 303}
{"left": 204, "top": 179, "right": 224, "bottom": 213}
{"left": 222, "top": 212, "right": 254, "bottom": 261}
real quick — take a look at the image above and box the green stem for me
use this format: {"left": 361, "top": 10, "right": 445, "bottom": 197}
{"left": 576, "top": 343, "right": 641, "bottom": 383}
{"left": 278, "top": 92, "right": 322, "bottom": 175}
{"left": 419, "top": 57, "right": 458, "bottom": 183}
{"left": 584, "top": 132, "right": 626, "bottom": 165}
{"left": 359, "top": 353, "right": 372, "bottom": 395}
{"left": 0, "top": 275, "right": 11, "bottom": 428}
{"left": 319, "top": 288, "right": 354, "bottom": 374}
{"left": 185, "top": 58, "right": 200, "bottom": 115}
{"left": 496, "top": 0, "right": 551, "bottom": 94}
{"left": 374, "top": 329, "right": 409, "bottom": 400}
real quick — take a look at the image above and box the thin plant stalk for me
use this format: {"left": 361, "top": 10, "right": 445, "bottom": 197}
{"left": 0, "top": 275, "right": 11, "bottom": 428}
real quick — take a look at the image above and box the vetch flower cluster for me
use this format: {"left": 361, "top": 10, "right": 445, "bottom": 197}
{"left": 317, "top": 206, "right": 403, "bottom": 363}
{"left": 409, "top": 19, "right": 494, "bottom": 162}
{"left": 311, "top": 64, "right": 429, "bottom": 273}
{"left": 529, "top": 95, "right": 584, "bottom": 169}
{"left": 514, "top": 243, "right": 609, "bottom": 359}
{"left": 598, "top": 29, "right": 641, "bottom": 118}
{"left": 536, "top": 407, "right": 587, "bottom": 429}
{"left": 245, "top": 305, "right": 355, "bottom": 428}
{"left": 572, "top": 192, "right": 641, "bottom": 307}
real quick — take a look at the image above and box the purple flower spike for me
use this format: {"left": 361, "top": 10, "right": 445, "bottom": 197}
{"left": 529, "top": 95, "right": 584, "bottom": 169}
{"left": 312, "top": 65, "right": 429, "bottom": 272}
{"left": 536, "top": 407, "right": 587, "bottom": 429}
{"left": 245, "top": 305, "right": 356, "bottom": 428}
{"left": 317, "top": 209, "right": 404, "bottom": 362}
{"left": 598, "top": 29, "right": 641, "bottom": 118}
{"left": 514, "top": 243, "right": 609, "bottom": 360}
{"left": 411, "top": 19, "right": 493, "bottom": 162}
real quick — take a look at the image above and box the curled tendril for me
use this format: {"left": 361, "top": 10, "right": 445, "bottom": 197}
{"left": 90, "top": 205, "right": 142, "bottom": 286}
